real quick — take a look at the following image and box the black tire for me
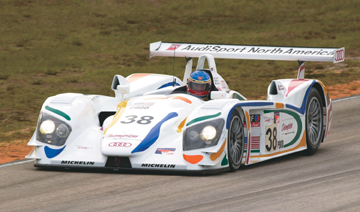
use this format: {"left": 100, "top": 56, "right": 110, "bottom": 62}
{"left": 227, "top": 109, "right": 245, "bottom": 171}
{"left": 305, "top": 88, "right": 324, "bottom": 155}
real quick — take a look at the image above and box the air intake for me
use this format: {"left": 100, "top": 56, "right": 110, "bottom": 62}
{"left": 105, "top": 157, "right": 132, "bottom": 168}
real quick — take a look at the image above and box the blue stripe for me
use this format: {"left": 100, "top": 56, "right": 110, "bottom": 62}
{"left": 132, "top": 112, "right": 178, "bottom": 153}
{"left": 286, "top": 80, "right": 316, "bottom": 115}
{"left": 234, "top": 102, "right": 274, "bottom": 107}
{"left": 44, "top": 145, "right": 66, "bottom": 159}
{"left": 157, "top": 82, "right": 180, "bottom": 89}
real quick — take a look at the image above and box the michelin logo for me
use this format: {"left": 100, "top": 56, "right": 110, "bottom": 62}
{"left": 61, "top": 161, "right": 95, "bottom": 165}
{"left": 141, "top": 164, "right": 176, "bottom": 168}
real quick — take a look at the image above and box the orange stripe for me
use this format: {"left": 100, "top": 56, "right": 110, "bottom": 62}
{"left": 104, "top": 99, "right": 129, "bottom": 134}
{"left": 317, "top": 80, "right": 328, "bottom": 96}
{"left": 245, "top": 111, "right": 250, "bottom": 131}
{"left": 177, "top": 118, "right": 187, "bottom": 133}
{"left": 127, "top": 73, "right": 151, "bottom": 83}
{"left": 145, "top": 97, "right": 166, "bottom": 100}
{"left": 171, "top": 96, "right": 192, "bottom": 104}
{"left": 276, "top": 102, "right": 284, "bottom": 108}
{"left": 210, "top": 139, "right": 226, "bottom": 161}
{"left": 145, "top": 96, "right": 192, "bottom": 104}
{"left": 183, "top": 154, "right": 203, "bottom": 164}
{"left": 251, "top": 131, "right": 306, "bottom": 158}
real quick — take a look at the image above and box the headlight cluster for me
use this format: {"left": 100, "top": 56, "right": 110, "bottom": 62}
{"left": 36, "top": 113, "right": 72, "bottom": 146}
{"left": 183, "top": 118, "right": 224, "bottom": 151}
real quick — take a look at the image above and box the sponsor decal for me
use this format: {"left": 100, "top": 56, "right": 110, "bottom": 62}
{"left": 213, "top": 76, "right": 220, "bottom": 84}
{"left": 250, "top": 114, "right": 260, "bottom": 127}
{"left": 251, "top": 122, "right": 260, "bottom": 127}
{"left": 282, "top": 123, "right": 295, "bottom": 135}
{"left": 277, "top": 84, "right": 284, "bottom": 91}
{"left": 278, "top": 140, "right": 284, "bottom": 149}
{"left": 130, "top": 106, "right": 150, "bottom": 110}
{"left": 130, "top": 102, "right": 155, "bottom": 110}
{"left": 251, "top": 114, "right": 260, "bottom": 122}
{"left": 274, "top": 112, "right": 280, "bottom": 124}
{"left": 220, "top": 80, "right": 226, "bottom": 89}
{"left": 180, "top": 45, "right": 336, "bottom": 56}
{"left": 108, "top": 142, "right": 132, "bottom": 147}
{"left": 167, "top": 44, "right": 181, "bottom": 51}
{"left": 282, "top": 123, "right": 293, "bottom": 131}
{"left": 104, "top": 134, "right": 139, "bottom": 139}
{"left": 77, "top": 146, "right": 93, "bottom": 150}
{"left": 155, "top": 148, "right": 176, "bottom": 155}
{"left": 61, "top": 161, "right": 95, "bottom": 165}
{"left": 264, "top": 116, "right": 272, "bottom": 124}
{"left": 251, "top": 136, "right": 260, "bottom": 150}
{"left": 141, "top": 164, "right": 176, "bottom": 168}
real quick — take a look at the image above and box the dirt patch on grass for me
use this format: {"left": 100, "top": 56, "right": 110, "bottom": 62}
{"left": 327, "top": 80, "right": 360, "bottom": 99}
{"left": 1, "top": 81, "right": 360, "bottom": 164}
{"left": 0, "top": 139, "right": 32, "bottom": 164}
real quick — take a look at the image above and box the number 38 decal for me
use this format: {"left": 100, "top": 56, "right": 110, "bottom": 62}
{"left": 265, "top": 125, "right": 277, "bottom": 152}
{"left": 120, "top": 115, "right": 154, "bottom": 125}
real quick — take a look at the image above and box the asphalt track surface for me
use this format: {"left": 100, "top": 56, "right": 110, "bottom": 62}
{"left": 1, "top": 96, "right": 360, "bottom": 212}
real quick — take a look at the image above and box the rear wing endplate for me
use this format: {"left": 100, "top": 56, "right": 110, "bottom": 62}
{"left": 150, "top": 41, "right": 345, "bottom": 63}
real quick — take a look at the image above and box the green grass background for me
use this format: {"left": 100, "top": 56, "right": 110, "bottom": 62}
{"left": 1, "top": 0, "right": 360, "bottom": 142}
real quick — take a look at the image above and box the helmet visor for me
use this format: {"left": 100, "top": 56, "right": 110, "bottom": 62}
{"left": 187, "top": 81, "right": 211, "bottom": 92}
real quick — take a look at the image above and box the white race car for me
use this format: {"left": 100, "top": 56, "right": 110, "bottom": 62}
{"left": 26, "top": 41, "right": 345, "bottom": 173}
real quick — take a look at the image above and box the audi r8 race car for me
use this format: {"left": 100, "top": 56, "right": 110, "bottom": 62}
{"left": 26, "top": 41, "right": 345, "bottom": 173}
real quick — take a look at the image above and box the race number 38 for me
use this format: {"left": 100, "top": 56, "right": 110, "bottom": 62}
{"left": 265, "top": 124, "right": 277, "bottom": 152}
{"left": 120, "top": 115, "right": 154, "bottom": 125}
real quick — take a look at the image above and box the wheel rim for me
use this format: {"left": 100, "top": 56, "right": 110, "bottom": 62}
{"left": 229, "top": 115, "right": 244, "bottom": 165}
{"left": 307, "top": 97, "right": 322, "bottom": 146}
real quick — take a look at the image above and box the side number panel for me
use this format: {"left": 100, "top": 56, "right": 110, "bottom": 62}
{"left": 265, "top": 124, "right": 277, "bottom": 152}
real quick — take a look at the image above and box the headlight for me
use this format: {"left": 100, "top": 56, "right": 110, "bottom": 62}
{"left": 183, "top": 118, "right": 224, "bottom": 151}
{"left": 56, "top": 123, "right": 70, "bottom": 138}
{"left": 201, "top": 125, "right": 217, "bottom": 141}
{"left": 39, "top": 120, "right": 55, "bottom": 134}
{"left": 36, "top": 113, "right": 72, "bottom": 146}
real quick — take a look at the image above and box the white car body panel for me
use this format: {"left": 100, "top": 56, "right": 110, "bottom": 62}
{"left": 26, "top": 42, "right": 343, "bottom": 173}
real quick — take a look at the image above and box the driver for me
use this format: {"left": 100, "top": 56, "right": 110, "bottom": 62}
{"left": 186, "top": 70, "right": 212, "bottom": 100}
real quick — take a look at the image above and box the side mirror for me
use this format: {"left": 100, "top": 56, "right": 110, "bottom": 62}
{"left": 210, "top": 91, "right": 227, "bottom": 100}
{"left": 112, "top": 75, "right": 130, "bottom": 101}
{"left": 116, "top": 84, "right": 130, "bottom": 94}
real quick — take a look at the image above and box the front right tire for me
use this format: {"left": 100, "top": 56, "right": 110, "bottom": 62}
{"left": 228, "top": 109, "right": 245, "bottom": 171}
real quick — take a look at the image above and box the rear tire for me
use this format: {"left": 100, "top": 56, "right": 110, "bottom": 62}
{"left": 228, "top": 110, "right": 245, "bottom": 171}
{"left": 305, "top": 88, "right": 324, "bottom": 155}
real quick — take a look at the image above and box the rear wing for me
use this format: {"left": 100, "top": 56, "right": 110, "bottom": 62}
{"left": 150, "top": 41, "right": 345, "bottom": 63}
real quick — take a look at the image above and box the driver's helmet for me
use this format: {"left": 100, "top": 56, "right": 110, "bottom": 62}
{"left": 187, "top": 70, "right": 212, "bottom": 100}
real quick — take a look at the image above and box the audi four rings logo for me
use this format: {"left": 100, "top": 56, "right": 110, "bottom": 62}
{"left": 335, "top": 49, "right": 344, "bottom": 61}
{"left": 108, "top": 142, "right": 132, "bottom": 147}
